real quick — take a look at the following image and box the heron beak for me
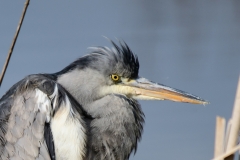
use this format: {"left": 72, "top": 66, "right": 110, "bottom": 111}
{"left": 124, "top": 77, "right": 208, "bottom": 105}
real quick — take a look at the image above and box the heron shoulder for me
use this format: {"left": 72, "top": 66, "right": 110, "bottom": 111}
{"left": 0, "top": 74, "right": 87, "bottom": 160}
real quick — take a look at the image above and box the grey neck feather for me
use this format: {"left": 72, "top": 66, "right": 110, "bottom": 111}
{"left": 57, "top": 68, "right": 105, "bottom": 109}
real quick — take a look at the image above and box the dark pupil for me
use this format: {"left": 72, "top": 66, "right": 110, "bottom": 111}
{"left": 114, "top": 76, "right": 118, "bottom": 80}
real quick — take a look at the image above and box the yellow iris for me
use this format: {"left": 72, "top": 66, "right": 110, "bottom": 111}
{"left": 111, "top": 74, "right": 120, "bottom": 82}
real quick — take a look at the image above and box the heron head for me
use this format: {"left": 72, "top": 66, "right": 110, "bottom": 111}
{"left": 56, "top": 41, "right": 208, "bottom": 106}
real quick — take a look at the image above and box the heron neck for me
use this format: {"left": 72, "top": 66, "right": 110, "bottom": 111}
{"left": 56, "top": 69, "right": 101, "bottom": 107}
{"left": 84, "top": 94, "right": 144, "bottom": 159}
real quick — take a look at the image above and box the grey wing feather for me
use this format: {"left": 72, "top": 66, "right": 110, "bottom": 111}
{"left": 0, "top": 74, "right": 86, "bottom": 160}
{"left": 0, "top": 76, "right": 54, "bottom": 160}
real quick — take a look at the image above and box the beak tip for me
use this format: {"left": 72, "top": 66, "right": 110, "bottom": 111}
{"left": 202, "top": 100, "right": 209, "bottom": 106}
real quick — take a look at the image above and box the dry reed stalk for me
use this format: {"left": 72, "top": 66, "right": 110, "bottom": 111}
{"left": 0, "top": 0, "right": 30, "bottom": 86}
{"left": 214, "top": 116, "right": 226, "bottom": 160}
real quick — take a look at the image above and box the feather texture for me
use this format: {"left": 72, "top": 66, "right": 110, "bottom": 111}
{"left": 0, "top": 74, "right": 87, "bottom": 160}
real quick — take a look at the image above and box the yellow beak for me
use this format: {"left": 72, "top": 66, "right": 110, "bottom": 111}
{"left": 123, "top": 77, "right": 208, "bottom": 105}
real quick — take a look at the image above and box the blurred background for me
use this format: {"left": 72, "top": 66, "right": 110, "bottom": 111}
{"left": 0, "top": 1, "right": 240, "bottom": 159}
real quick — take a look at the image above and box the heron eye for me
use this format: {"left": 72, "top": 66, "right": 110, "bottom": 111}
{"left": 111, "top": 74, "right": 120, "bottom": 82}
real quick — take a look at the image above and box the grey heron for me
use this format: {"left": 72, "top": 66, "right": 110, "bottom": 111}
{"left": 0, "top": 40, "right": 207, "bottom": 160}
